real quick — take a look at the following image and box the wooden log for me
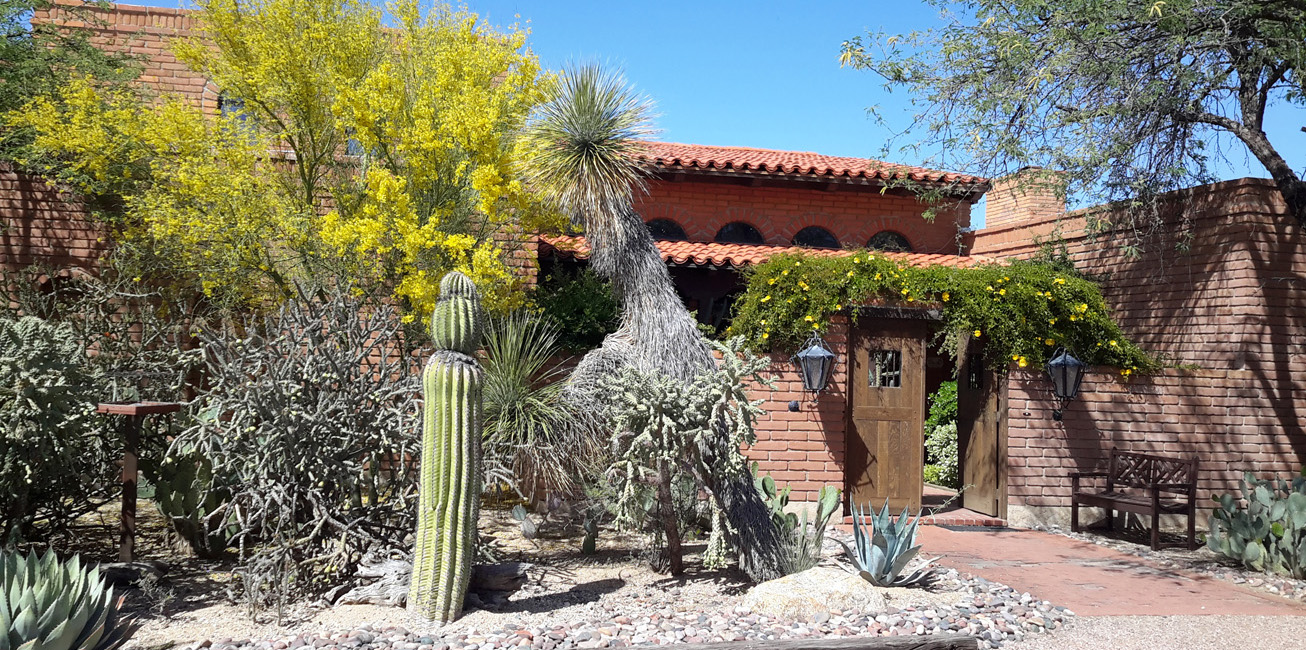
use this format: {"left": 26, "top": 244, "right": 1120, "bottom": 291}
{"left": 660, "top": 636, "right": 978, "bottom": 650}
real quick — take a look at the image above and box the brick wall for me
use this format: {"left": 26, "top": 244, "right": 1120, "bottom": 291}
{"left": 974, "top": 178, "right": 1306, "bottom": 525}
{"left": 35, "top": 2, "right": 215, "bottom": 110}
{"left": 745, "top": 316, "right": 850, "bottom": 504}
{"left": 1005, "top": 367, "right": 1306, "bottom": 526}
{"left": 0, "top": 168, "right": 106, "bottom": 275}
{"left": 636, "top": 179, "right": 972, "bottom": 255}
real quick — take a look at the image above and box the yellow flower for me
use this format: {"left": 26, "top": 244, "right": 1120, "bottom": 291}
{"left": 812, "top": 323, "right": 820, "bottom": 329}
{"left": 1077, "top": 303, "right": 1089, "bottom": 313}
{"left": 853, "top": 257, "right": 861, "bottom": 264}
{"left": 875, "top": 273, "right": 882, "bottom": 280}
{"left": 1012, "top": 354, "right": 1020, "bottom": 361}
{"left": 941, "top": 292, "right": 950, "bottom": 302}
{"left": 847, "top": 270, "right": 855, "bottom": 277}
{"left": 1121, "top": 368, "right": 1132, "bottom": 376}
{"left": 762, "top": 332, "right": 769, "bottom": 339}
{"left": 782, "top": 270, "right": 790, "bottom": 276}
{"left": 998, "top": 288, "right": 1006, "bottom": 296}
{"left": 1054, "top": 277, "right": 1067, "bottom": 285}
{"left": 974, "top": 329, "right": 982, "bottom": 337}
{"left": 901, "top": 288, "right": 910, "bottom": 295}
{"left": 1109, "top": 340, "right": 1118, "bottom": 347}
{"left": 799, "top": 281, "right": 810, "bottom": 290}
{"left": 1018, "top": 357, "right": 1028, "bottom": 368}
{"left": 834, "top": 304, "right": 843, "bottom": 310}
{"left": 986, "top": 285, "right": 994, "bottom": 291}
{"left": 768, "top": 277, "right": 777, "bottom": 285}
{"left": 805, "top": 315, "right": 814, "bottom": 321}
{"left": 761, "top": 295, "right": 771, "bottom": 302}
{"left": 1045, "top": 338, "right": 1055, "bottom": 345}
{"left": 1049, "top": 318, "right": 1057, "bottom": 324}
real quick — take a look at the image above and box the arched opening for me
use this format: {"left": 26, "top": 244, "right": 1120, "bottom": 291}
{"left": 646, "top": 218, "right": 688, "bottom": 241}
{"left": 713, "top": 221, "right": 765, "bottom": 245}
{"left": 867, "top": 231, "right": 913, "bottom": 253}
{"left": 791, "top": 226, "right": 841, "bottom": 249}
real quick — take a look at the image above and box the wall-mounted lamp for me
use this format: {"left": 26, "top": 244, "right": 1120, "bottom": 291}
{"left": 1046, "top": 348, "right": 1087, "bottom": 421}
{"left": 789, "top": 333, "right": 838, "bottom": 411}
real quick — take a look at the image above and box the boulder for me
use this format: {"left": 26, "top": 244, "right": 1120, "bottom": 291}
{"left": 742, "top": 566, "right": 887, "bottom": 621}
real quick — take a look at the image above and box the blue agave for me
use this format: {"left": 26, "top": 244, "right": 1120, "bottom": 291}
{"left": 839, "top": 500, "right": 936, "bottom": 587}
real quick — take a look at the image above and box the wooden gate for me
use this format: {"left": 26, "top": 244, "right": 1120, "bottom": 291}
{"left": 956, "top": 347, "right": 1007, "bottom": 518}
{"left": 846, "top": 319, "right": 926, "bottom": 512}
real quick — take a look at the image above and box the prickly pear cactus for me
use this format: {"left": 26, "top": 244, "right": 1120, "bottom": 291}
{"left": 408, "top": 272, "right": 485, "bottom": 623}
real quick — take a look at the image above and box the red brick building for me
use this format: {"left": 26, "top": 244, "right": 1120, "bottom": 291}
{"left": 8, "top": 2, "right": 1305, "bottom": 532}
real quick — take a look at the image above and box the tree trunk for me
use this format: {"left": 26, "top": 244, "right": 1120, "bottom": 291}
{"left": 694, "top": 438, "right": 789, "bottom": 582}
{"left": 656, "top": 458, "right": 683, "bottom": 575}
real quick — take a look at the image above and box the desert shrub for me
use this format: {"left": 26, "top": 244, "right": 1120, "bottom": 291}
{"left": 0, "top": 316, "right": 100, "bottom": 540}
{"left": 533, "top": 267, "right": 619, "bottom": 352}
{"left": 923, "top": 381, "right": 959, "bottom": 489}
{"left": 601, "top": 336, "right": 771, "bottom": 573}
{"left": 482, "top": 311, "right": 598, "bottom": 500}
{"left": 1, "top": 264, "right": 208, "bottom": 544}
{"left": 175, "top": 286, "right": 421, "bottom": 615}
{"left": 1208, "top": 469, "right": 1306, "bottom": 578}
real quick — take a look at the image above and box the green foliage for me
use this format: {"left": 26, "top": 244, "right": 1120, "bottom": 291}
{"left": 0, "top": 549, "right": 136, "bottom": 650}
{"left": 410, "top": 271, "right": 484, "bottom": 623}
{"left": 482, "top": 311, "right": 596, "bottom": 499}
{"left": 841, "top": 0, "right": 1306, "bottom": 227}
{"left": 840, "top": 501, "right": 936, "bottom": 587}
{"left": 532, "top": 267, "right": 620, "bottom": 352}
{"left": 0, "top": 317, "right": 98, "bottom": 541}
{"left": 730, "top": 252, "right": 1153, "bottom": 374}
{"left": 0, "top": 0, "right": 139, "bottom": 162}
{"left": 1208, "top": 469, "right": 1306, "bottom": 578}
{"left": 923, "top": 381, "right": 959, "bottom": 489}
{"left": 753, "top": 466, "right": 841, "bottom": 576}
{"left": 602, "top": 337, "right": 772, "bottom": 570}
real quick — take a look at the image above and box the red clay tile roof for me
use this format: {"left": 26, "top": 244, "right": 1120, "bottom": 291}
{"left": 638, "top": 142, "right": 986, "bottom": 186}
{"left": 539, "top": 235, "right": 994, "bottom": 270}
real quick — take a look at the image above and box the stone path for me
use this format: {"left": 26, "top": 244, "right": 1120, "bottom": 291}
{"left": 918, "top": 526, "right": 1304, "bottom": 616}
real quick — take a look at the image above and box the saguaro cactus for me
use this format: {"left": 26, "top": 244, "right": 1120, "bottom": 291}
{"left": 409, "top": 271, "right": 485, "bottom": 623}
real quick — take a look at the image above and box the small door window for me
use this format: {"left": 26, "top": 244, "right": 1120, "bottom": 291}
{"left": 870, "top": 349, "right": 903, "bottom": 388}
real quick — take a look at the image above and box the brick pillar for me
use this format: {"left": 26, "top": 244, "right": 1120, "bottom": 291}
{"left": 985, "top": 167, "right": 1067, "bottom": 229}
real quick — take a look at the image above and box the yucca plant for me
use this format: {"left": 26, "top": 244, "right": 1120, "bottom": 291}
{"left": 1, "top": 549, "right": 136, "bottom": 650}
{"left": 481, "top": 311, "right": 595, "bottom": 500}
{"left": 839, "top": 500, "right": 936, "bottom": 587}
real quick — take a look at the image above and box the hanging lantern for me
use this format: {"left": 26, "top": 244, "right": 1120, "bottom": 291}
{"left": 792, "top": 333, "right": 837, "bottom": 393}
{"left": 1046, "top": 348, "right": 1087, "bottom": 421}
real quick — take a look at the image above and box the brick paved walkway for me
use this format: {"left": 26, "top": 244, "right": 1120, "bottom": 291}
{"left": 918, "top": 526, "right": 1305, "bottom": 616}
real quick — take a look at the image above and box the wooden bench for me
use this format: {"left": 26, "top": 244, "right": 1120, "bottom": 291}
{"left": 1070, "top": 448, "right": 1198, "bottom": 550}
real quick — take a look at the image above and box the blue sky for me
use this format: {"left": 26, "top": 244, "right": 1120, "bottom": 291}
{"left": 117, "top": 1, "right": 1302, "bottom": 187}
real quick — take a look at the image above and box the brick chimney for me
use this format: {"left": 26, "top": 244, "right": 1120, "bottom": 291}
{"left": 984, "top": 167, "right": 1067, "bottom": 229}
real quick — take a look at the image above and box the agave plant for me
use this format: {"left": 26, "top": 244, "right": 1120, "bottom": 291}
{"left": 1, "top": 549, "right": 136, "bottom": 650}
{"left": 839, "top": 500, "right": 936, "bottom": 587}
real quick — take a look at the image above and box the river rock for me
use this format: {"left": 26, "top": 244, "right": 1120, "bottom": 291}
{"left": 741, "top": 567, "right": 887, "bottom": 621}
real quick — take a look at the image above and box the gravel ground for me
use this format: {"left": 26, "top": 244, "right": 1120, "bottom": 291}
{"left": 128, "top": 552, "right": 1071, "bottom": 650}
{"left": 1011, "top": 615, "right": 1306, "bottom": 650}
{"left": 1044, "top": 524, "right": 1306, "bottom": 602}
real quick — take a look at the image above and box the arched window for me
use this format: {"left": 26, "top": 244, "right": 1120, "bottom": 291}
{"left": 791, "top": 226, "right": 840, "bottom": 249}
{"left": 867, "top": 231, "right": 913, "bottom": 252}
{"left": 646, "top": 218, "right": 687, "bottom": 241}
{"left": 714, "top": 222, "right": 765, "bottom": 245}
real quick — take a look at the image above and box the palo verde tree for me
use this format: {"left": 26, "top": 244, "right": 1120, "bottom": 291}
{"left": 841, "top": 0, "right": 1306, "bottom": 238}
{"left": 7, "top": 0, "right": 556, "bottom": 316}
{"left": 520, "top": 66, "right": 789, "bottom": 581}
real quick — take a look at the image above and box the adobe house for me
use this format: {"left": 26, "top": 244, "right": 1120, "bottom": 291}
{"left": 11, "top": 2, "right": 1306, "bottom": 531}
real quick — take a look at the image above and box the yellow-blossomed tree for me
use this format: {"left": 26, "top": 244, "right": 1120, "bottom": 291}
{"left": 8, "top": 0, "right": 557, "bottom": 315}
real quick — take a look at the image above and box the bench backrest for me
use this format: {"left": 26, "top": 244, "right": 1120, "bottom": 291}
{"left": 1107, "top": 448, "right": 1197, "bottom": 491}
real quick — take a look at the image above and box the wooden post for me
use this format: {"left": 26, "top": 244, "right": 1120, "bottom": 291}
{"left": 120, "top": 414, "right": 141, "bottom": 562}
{"left": 96, "top": 401, "right": 183, "bottom": 564}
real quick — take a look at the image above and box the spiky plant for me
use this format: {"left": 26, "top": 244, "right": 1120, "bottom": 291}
{"left": 521, "top": 65, "right": 789, "bottom": 581}
{"left": 1, "top": 549, "right": 137, "bottom": 650}
{"left": 481, "top": 311, "right": 595, "bottom": 500}
{"left": 840, "top": 500, "right": 937, "bottom": 587}
{"left": 408, "top": 271, "right": 484, "bottom": 623}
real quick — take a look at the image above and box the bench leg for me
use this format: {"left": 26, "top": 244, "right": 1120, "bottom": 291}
{"left": 1151, "top": 508, "right": 1161, "bottom": 551}
{"left": 1105, "top": 506, "right": 1114, "bottom": 531}
{"left": 1187, "top": 504, "right": 1197, "bottom": 551}
{"left": 1071, "top": 499, "right": 1080, "bottom": 533}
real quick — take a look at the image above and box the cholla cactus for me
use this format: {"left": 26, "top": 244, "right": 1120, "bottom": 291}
{"left": 408, "top": 272, "right": 485, "bottom": 623}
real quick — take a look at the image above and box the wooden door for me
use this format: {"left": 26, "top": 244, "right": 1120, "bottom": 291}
{"left": 957, "top": 348, "right": 1006, "bottom": 517}
{"left": 847, "top": 320, "right": 926, "bottom": 513}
